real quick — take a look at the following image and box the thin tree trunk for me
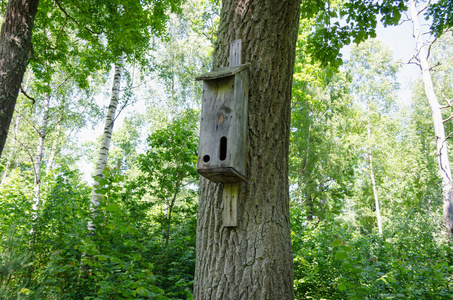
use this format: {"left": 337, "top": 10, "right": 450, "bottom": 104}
{"left": 369, "top": 154, "right": 382, "bottom": 234}
{"left": 410, "top": 0, "right": 453, "bottom": 235}
{"left": 193, "top": 0, "right": 301, "bottom": 298}
{"left": 306, "top": 194, "right": 314, "bottom": 221}
{"left": 45, "top": 116, "right": 62, "bottom": 174}
{"left": 0, "top": 0, "right": 40, "bottom": 157}
{"left": 164, "top": 177, "right": 182, "bottom": 247}
{"left": 88, "top": 55, "right": 124, "bottom": 232}
{"left": 31, "top": 94, "right": 51, "bottom": 223}
{"left": 367, "top": 116, "right": 382, "bottom": 234}
{"left": 298, "top": 123, "right": 311, "bottom": 205}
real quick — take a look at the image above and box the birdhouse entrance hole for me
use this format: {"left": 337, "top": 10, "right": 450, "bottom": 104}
{"left": 219, "top": 136, "right": 227, "bottom": 161}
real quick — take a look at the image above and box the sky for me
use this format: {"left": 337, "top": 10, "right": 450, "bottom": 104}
{"left": 376, "top": 19, "right": 421, "bottom": 104}
{"left": 340, "top": 16, "right": 422, "bottom": 107}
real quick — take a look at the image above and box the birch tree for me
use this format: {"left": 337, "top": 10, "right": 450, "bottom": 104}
{"left": 409, "top": 0, "right": 453, "bottom": 235}
{"left": 346, "top": 39, "right": 400, "bottom": 234}
{"left": 31, "top": 94, "right": 50, "bottom": 223}
{"left": 88, "top": 56, "right": 123, "bottom": 232}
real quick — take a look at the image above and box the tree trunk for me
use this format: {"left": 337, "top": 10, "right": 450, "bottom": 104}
{"left": 45, "top": 125, "right": 59, "bottom": 174}
{"left": 306, "top": 194, "right": 314, "bottom": 221}
{"left": 193, "top": 0, "right": 301, "bottom": 299}
{"left": 88, "top": 56, "right": 123, "bottom": 232}
{"left": 0, "top": 0, "right": 39, "bottom": 157}
{"left": 45, "top": 115, "right": 63, "bottom": 174}
{"left": 410, "top": 0, "right": 453, "bottom": 235}
{"left": 369, "top": 154, "right": 382, "bottom": 234}
{"left": 164, "top": 177, "right": 181, "bottom": 247}
{"left": 367, "top": 118, "right": 382, "bottom": 234}
{"left": 31, "top": 94, "right": 50, "bottom": 223}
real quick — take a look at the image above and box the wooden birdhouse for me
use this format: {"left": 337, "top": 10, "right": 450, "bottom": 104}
{"left": 195, "top": 48, "right": 249, "bottom": 183}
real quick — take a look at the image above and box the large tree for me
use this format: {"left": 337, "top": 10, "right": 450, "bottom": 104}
{"left": 409, "top": 0, "right": 453, "bottom": 235}
{"left": 193, "top": 0, "right": 301, "bottom": 298}
{"left": 0, "top": 0, "right": 39, "bottom": 157}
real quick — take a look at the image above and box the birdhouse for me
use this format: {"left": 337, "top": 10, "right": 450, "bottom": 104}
{"left": 195, "top": 63, "right": 250, "bottom": 183}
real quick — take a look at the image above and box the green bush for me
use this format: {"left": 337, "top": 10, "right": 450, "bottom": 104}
{"left": 293, "top": 211, "right": 453, "bottom": 299}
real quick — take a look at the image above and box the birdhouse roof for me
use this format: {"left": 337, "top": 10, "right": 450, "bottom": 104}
{"left": 196, "top": 63, "right": 250, "bottom": 81}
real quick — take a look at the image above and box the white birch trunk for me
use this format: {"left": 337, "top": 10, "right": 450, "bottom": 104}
{"left": 410, "top": 0, "right": 453, "bottom": 235}
{"left": 45, "top": 116, "right": 62, "bottom": 174}
{"left": 366, "top": 98, "right": 383, "bottom": 234}
{"left": 368, "top": 133, "right": 383, "bottom": 234}
{"left": 31, "top": 94, "right": 51, "bottom": 224}
{"left": 88, "top": 56, "right": 124, "bottom": 232}
{"left": 369, "top": 154, "right": 382, "bottom": 234}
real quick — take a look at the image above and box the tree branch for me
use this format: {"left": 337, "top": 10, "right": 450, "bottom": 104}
{"left": 439, "top": 86, "right": 453, "bottom": 108}
{"left": 11, "top": 134, "right": 35, "bottom": 167}
{"left": 53, "top": 0, "right": 102, "bottom": 35}
{"left": 429, "top": 61, "right": 441, "bottom": 71}
{"left": 20, "top": 86, "right": 36, "bottom": 105}
{"left": 418, "top": 0, "right": 431, "bottom": 16}
{"left": 50, "top": 75, "right": 72, "bottom": 97}
{"left": 407, "top": 55, "right": 421, "bottom": 68}
{"left": 443, "top": 115, "right": 453, "bottom": 123}
{"left": 14, "top": 109, "right": 41, "bottom": 135}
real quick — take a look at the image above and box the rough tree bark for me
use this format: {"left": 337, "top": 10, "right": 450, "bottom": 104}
{"left": 88, "top": 56, "right": 123, "bottom": 232}
{"left": 193, "top": 0, "right": 301, "bottom": 299}
{"left": 0, "top": 0, "right": 39, "bottom": 157}
{"left": 410, "top": 0, "right": 453, "bottom": 235}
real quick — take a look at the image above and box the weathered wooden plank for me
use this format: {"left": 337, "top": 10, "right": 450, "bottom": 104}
{"left": 222, "top": 183, "right": 239, "bottom": 227}
{"left": 195, "top": 63, "right": 250, "bottom": 81}
{"left": 197, "top": 67, "right": 248, "bottom": 183}
{"left": 229, "top": 39, "right": 242, "bottom": 67}
{"left": 197, "top": 167, "right": 246, "bottom": 183}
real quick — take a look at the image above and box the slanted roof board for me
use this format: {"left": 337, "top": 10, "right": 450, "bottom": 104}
{"left": 195, "top": 63, "right": 251, "bottom": 81}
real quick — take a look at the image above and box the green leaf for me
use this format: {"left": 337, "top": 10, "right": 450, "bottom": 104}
{"left": 331, "top": 239, "right": 343, "bottom": 247}
{"left": 340, "top": 245, "right": 352, "bottom": 252}
{"left": 337, "top": 283, "right": 347, "bottom": 291}
{"left": 105, "top": 203, "right": 121, "bottom": 212}
{"left": 335, "top": 251, "right": 348, "bottom": 260}
{"left": 94, "top": 255, "right": 110, "bottom": 261}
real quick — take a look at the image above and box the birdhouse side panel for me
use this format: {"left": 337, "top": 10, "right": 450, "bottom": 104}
{"left": 227, "top": 70, "right": 248, "bottom": 177}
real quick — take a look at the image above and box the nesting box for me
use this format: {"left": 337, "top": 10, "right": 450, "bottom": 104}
{"left": 196, "top": 63, "right": 250, "bottom": 183}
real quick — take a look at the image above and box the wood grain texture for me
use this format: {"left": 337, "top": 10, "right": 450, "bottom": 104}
{"left": 197, "top": 68, "right": 248, "bottom": 183}
{"left": 196, "top": 63, "right": 250, "bottom": 81}
{"left": 223, "top": 183, "right": 239, "bottom": 227}
{"left": 229, "top": 39, "right": 242, "bottom": 67}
